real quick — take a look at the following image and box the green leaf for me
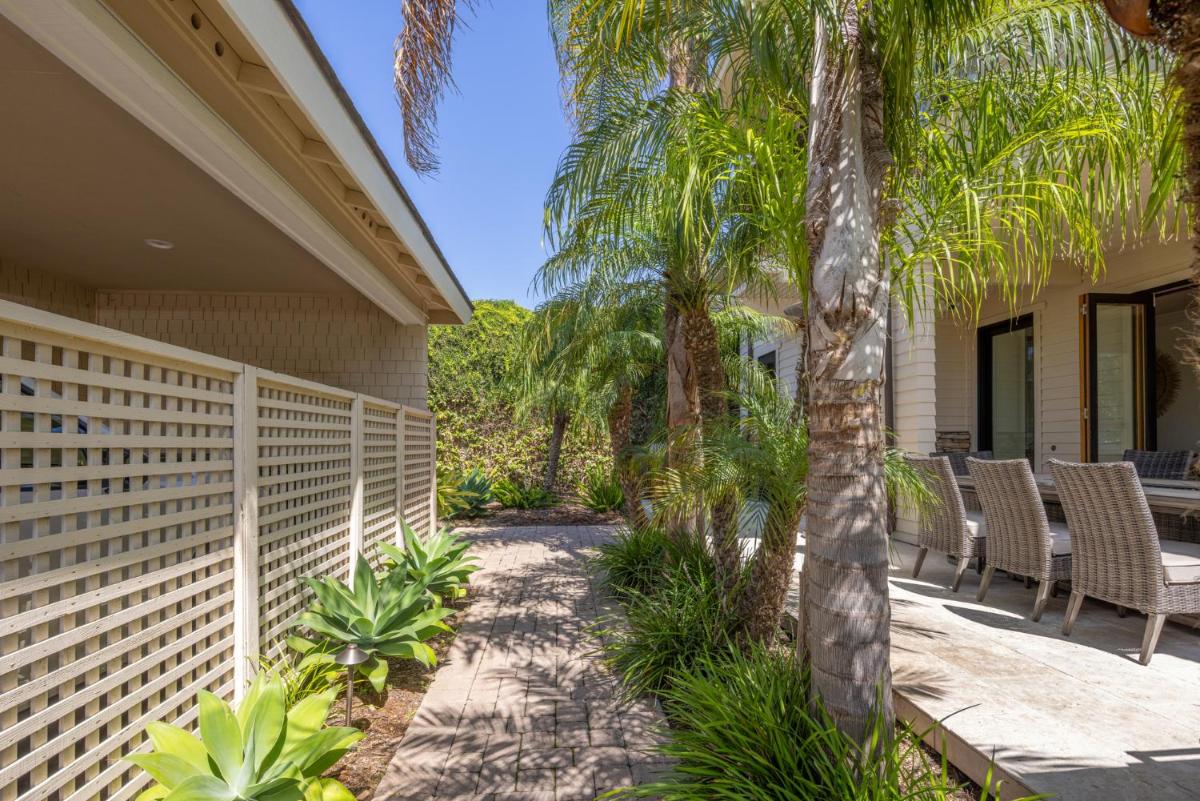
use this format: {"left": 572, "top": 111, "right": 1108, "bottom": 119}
{"left": 125, "top": 754, "right": 206, "bottom": 790}
{"left": 303, "top": 778, "right": 356, "bottom": 801}
{"left": 246, "top": 679, "right": 287, "bottom": 773}
{"left": 282, "top": 689, "right": 338, "bottom": 757}
{"left": 196, "top": 691, "right": 243, "bottom": 784}
{"left": 162, "top": 774, "right": 237, "bottom": 801}
{"left": 134, "top": 783, "right": 170, "bottom": 801}
{"left": 362, "top": 655, "right": 389, "bottom": 693}
{"left": 144, "top": 722, "right": 210, "bottom": 774}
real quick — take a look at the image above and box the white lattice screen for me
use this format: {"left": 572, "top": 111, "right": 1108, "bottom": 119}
{"left": 402, "top": 409, "right": 435, "bottom": 537}
{"left": 0, "top": 302, "right": 437, "bottom": 801}
{"left": 361, "top": 401, "right": 400, "bottom": 567}
{"left": 0, "top": 319, "right": 238, "bottom": 801}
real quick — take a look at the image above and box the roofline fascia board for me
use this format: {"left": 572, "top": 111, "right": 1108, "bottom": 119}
{"left": 217, "top": 0, "right": 473, "bottom": 324}
{"left": 0, "top": 0, "right": 426, "bottom": 326}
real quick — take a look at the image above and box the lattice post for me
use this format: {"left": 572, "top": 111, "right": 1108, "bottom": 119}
{"left": 232, "top": 366, "right": 260, "bottom": 701}
{"left": 428, "top": 416, "right": 438, "bottom": 535}
{"left": 396, "top": 407, "right": 407, "bottom": 546}
{"left": 348, "top": 395, "right": 365, "bottom": 576}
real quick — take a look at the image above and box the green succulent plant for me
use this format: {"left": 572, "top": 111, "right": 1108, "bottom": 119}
{"left": 379, "top": 524, "right": 479, "bottom": 601}
{"left": 492, "top": 477, "right": 556, "bottom": 509}
{"left": 126, "top": 672, "right": 361, "bottom": 801}
{"left": 292, "top": 555, "right": 453, "bottom": 693}
{"left": 454, "top": 468, "right": 494, "bottom": 517}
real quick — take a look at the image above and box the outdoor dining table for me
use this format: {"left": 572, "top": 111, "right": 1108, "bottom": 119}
{"left": 957, "top": 473, "right": 1200, "bottom": 515}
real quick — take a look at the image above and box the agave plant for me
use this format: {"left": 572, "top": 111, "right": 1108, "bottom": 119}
{"left": 126, "top": 672, "right": 361, "bottom": 801}
{"left": 292, "top": 555, "right": 453, "bottom": 693}
{"left": 379, "top": 524, "right": 479, "bottom": 601}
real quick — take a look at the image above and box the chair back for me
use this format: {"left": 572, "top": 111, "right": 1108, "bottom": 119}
{"left": 1048, "top": 459, "right": 1163, "bottom": 611}
{"left": 930, "top": 450, "right": 994, "bottom": 477}
{"left": 906, "top": 455, "right": 973, "bottom": 557}
{"left": 968, "top": 458, "right": 1051, "bottom": 579}
{"left": 1121, "top": 449, "right": 1196, "bottom": 481}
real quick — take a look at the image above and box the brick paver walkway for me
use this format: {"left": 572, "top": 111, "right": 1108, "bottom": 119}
{"left": 375, "top": 525, "right": 671, "bottom": 801}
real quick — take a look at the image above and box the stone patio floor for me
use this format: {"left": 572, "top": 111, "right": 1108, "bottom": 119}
{"left": 375, "top": 525, "right": 671, "bottom": 801}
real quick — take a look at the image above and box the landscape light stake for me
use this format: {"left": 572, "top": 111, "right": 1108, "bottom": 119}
{"left": 334, "top": 644, "right": 369, "bottom": 726}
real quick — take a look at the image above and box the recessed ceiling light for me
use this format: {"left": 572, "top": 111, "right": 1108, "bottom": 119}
{"left": 144, "top": 238, "right": 175, "bottom": 250}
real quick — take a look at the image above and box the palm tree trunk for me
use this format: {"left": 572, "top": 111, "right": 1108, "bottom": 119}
{"left": 735, "top": 507, "right": 804, "bottom": 643}
{"left": 544, "top": 410, "right": 570, "bottom": 491}
{"left": 664, "top": 290, "right": 701, "bottom": 469}
{"left": 608, "top": 383, "right": 647, "bottom": 527}
{"left": 801, "top": 5, "right": 895, "bottom": 745}
{"left": 1149, "top": 1, "right": 1200, "bottom": 382}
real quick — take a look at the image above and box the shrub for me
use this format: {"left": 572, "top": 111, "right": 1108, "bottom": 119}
{"left": 492, "top": 476, "right": 557, "bottom": 509}
{"left": 291, "top": 555, "right": 454, "bottom": 692}
{"left": 256, "top": 640, "right": 344, "bottom": 708}
{"left": 593, "top": 525, "right": 670, "bottom": 597}
{"left": 380, "top": 524, "right": 479, "bottom": 602}
{"left": 126, "top": 673, "right": 361, "bottom": 801}
{"left": 436, "top": 466, "right": 472, "bottom": 519}
{"left": 600, "top": 535, "right": 731, "bottom": 697}
{"left": 453, "top": 468, "right": 494, "bottom": 518}
{"left": 577, "top": 464, "right": 625, "bottom": 513}
{"left": 617, "top": 646, "right": 1019, "bottom": 801}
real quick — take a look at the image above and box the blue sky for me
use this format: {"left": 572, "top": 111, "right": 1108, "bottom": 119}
{"left": 293, "top": 1, "right": 570, "bottom": 306}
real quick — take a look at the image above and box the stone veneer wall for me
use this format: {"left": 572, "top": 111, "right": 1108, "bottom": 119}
{"left": 96, "top": 291, "right": 429, "bottom": 407}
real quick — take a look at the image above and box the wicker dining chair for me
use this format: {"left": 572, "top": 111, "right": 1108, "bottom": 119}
{"left": 1049, "top": 459, "right": 1200, "bottom": 665}
{"left": 929, "top": 450, "right": 994, "bottom": 477}
{"left": 906, "top": 455, "right": 986, "bottom": 592}
{"left": 968, "top": 458, "right": 1072, "bottom": 620}
{"left": 1121, "top": 449, "right": 1196, "bottom": 481}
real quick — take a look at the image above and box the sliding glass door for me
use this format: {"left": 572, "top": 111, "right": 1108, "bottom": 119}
{"left": 1086, "top": 296, "right": 1150, "bottom": 462}
{"left": 978, "top": 315, "right": 1035, "bottom": 461}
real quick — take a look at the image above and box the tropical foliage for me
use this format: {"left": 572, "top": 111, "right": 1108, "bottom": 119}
{"left": 492, "top": 476, "right": 558, "bottom": 509}
{"left": 292, "top": 556, "right": 454, "bottom": 693}
{"left": 126, "top": 673, "right": 361, "bottom": 801}
{"left": 577, "top": 463, "right": 625, "bottom": 513}
{"left": 430, "top": 300, "right": 609, "bottom": 491}
{"left": 380, "top": 524, "right": 479, "bottom": 601}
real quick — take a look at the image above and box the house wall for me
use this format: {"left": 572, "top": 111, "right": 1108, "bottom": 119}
{"left": 0, "top": 263, "right": 430, "bottom": 407}
{"left": 930, "top": 238, "right": 1194, "bottom": 470}
{"left": 0, "top": 260, "right": 97, "bottom": 320}
{"left": 96, "top": 291, "right": 430, "bottom": 408}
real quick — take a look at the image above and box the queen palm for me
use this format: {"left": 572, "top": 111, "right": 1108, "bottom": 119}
{"left": 588, "top": 0, "right": 1182, "bottom": 743}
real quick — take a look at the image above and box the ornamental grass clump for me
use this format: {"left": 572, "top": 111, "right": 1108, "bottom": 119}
{"left": 290, "top": 555, "right": 453, "bottom": 693}
{"left": 379, "top": 524, "right": 479, "bottom": 602}
{"left": 577, "top": 464, "right": 625, "bottom": 513}
{"left": 592, "top": 524, "right": 670, "bottom": 598}
{"left": 615, "top": 646, "right": 1038, "bottom": 801}
{"left": 126, "top": 672, "right": 361, "bottom": 801}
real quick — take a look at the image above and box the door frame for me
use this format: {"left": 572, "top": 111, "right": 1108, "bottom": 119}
{"left": 977, "top": 313, "right": 1035, "bottom": 459}
{"left": 1084, "top": 291, "right": 1156, "bottom": 460}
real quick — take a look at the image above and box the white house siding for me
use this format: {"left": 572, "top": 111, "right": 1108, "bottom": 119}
{"left": 926, "top": 238, "right": 1193, "bottom": 471}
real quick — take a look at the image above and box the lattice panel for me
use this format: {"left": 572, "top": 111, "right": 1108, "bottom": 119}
{"left": 402, "top": 409, "right": 434, "bottom": 537}
{"left": 0, "top": 326, "right": 237, "bottom": 801}
{"left": 361, "top": 402, "right": 399, "bottom": 566}
{"left": 256, "top": 381, "right": 353, "bottom": 650}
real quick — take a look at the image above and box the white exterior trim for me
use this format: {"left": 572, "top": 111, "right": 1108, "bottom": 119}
{"left": 217, "top": 0, "right": 473, "bottom": 324}
{"left": 0, "top": 0, "right": 428, "bottom": 325}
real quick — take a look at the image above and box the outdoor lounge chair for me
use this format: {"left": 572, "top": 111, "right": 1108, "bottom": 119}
{"left": 906, "top": 455, "right": 986, "bottom": 592}
{"left": 968, "top": 457, "right": 1071, "bottom": 620}
{"left": 929, "top": 450, "right": 994, "bottom": 477}
{"left": 1050, "top": 459, "right": 1200, "bottom": 665}
{"left": 1121, "top": 449, "right": 1196, "bottom": 481}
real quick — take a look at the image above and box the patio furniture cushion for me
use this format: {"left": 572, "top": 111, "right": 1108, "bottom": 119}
{"left": 965, "top": 511, "right": 986, "bottom": 539}
{"left": 1160, "top": 541, "right": 1200, "bottom": 585}
{"left": 931, "top": 450, "right": 994, "bottom": 477}
{"left": 1048, "top": 521, "right": 1072, "bottom": 556}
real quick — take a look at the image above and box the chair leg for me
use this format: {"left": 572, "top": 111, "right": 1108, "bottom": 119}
{"left": 951, "top": 557, "right": 971, "bottom": 593}
{"left": 1116, "top": 606, "right": 1128, "bottom": 618}
{"left": 1140, "top": 613, "right": 1166, "bottom": 666}
{"left": 976, "top": 565, "right": 996, "bottom": 602}
{"left": 1050, "top": 582, "right": 1059, "bottom": 599}
{"left": 1062, "top": 590, "right": 1085, "bottom": 635}
{"left": 912, "top": 547, "right": 929, "bottom": 579}
{"left": 1024, "top": 576, "right": 1033, "bottom": 590}
{"left": 1031, "top": 580, "right": 1053, "bottom": 622}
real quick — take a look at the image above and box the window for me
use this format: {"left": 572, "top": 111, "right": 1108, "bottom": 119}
{"left": 978, "top": 315, "right": 1035, "bottom": 461}
{"left": 757, "top": 349, "right": 777, "bottom": 379}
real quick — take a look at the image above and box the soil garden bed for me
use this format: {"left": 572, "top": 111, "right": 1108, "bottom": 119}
{"left": 322, "top": 599, "right": 468, "bottom": 801}
{"left": 464, "top": 500, "right": 621, "bottom": 527}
